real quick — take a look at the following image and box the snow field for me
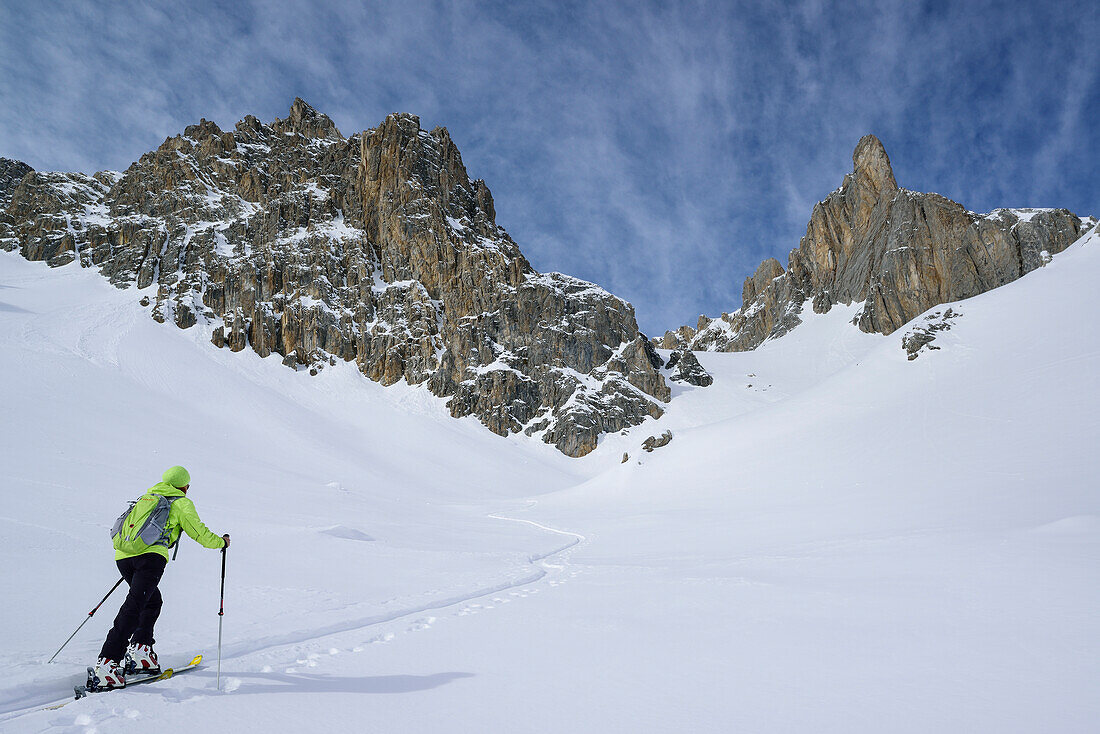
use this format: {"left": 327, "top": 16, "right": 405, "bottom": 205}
{"left": 1, "top": 226, "right": 1098, "bottom": 732}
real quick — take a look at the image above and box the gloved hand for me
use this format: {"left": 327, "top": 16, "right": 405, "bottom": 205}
{"left": 222, "top": 534, "right": 231, "bottom": 548}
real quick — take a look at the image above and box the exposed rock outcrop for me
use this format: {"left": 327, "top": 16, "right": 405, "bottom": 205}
{"left": 0, "top": 158, "right": 33, "bottom": 208}
{"left": 653, "top": 322, "right": 698, "bottom": 350}
{"left": 0, "top": 100, "right": 669, "bottom": 457}
{"left": 667, "top": 135, "right": 1095, "bottom": 352}
{"left": 901, "top": 307, "right": 960, "bottom": 360}
{"left": 666, "top": 349, "right": 713, "bottom": 386}
{"left": 641, "top": 430, "right": 673, "bottom": 452}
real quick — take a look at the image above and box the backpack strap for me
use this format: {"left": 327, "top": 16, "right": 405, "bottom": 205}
{"left": 155, "top": 495, "right": 182, "bottom": 549}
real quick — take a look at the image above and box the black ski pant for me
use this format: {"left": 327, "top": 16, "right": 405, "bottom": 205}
{"left": 98, "top": 552, "right": 167, "bottom": 662}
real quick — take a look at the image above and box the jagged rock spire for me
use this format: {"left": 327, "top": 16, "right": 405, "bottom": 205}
{"left": 274, "top": 97, "right": 343, "bottom": 140}
{"left": 659, "top": 134, "right": 1092, "bottom": 353}
{"left": 851, "top": 134, "right": 897, "bottom": 195}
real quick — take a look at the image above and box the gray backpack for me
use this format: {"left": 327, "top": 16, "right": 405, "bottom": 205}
{"left": 110, "top": 493, "right": 180, "bottom": 552}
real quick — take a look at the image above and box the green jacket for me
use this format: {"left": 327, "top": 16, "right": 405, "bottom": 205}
{"left": 114, "top": 482, "right": 226, "bottom": 561}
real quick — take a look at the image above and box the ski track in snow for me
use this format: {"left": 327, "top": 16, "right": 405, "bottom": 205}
{"left": 0, "top": 511, "right": 587, "bottom": 722}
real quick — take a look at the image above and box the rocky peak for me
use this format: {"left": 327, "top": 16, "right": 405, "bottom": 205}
{"left": 358, "top": 113, "right": 519, "bottom": 306}
{"left": 273, "top": 97, "right": 343, "bottom": 140}
{"left": 0, "top": 158, "right": 33, "bottom": 208}
{"left": 183, "top": 118, "right": 225, "bottom": 140}
{"left": 742, "top": 257, "right": 785, "bottom": 304}
{"left": 850, "top": 134, "right": 897, "bottom": 196}
{"left": 0, "top": 101, "right": 668, "bottom": 457}
{"left": 669, "top": 135, "right": 1093, "bottom": 353}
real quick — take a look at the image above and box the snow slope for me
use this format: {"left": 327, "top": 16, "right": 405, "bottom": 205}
{"left": 1, "top": 228, "right": 1098, "bottom": 732}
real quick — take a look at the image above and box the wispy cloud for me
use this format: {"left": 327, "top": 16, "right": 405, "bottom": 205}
{"left": 1, "top": 0, "right": 1095, "bottom": 334}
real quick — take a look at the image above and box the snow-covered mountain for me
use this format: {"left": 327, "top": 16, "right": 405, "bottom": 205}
{"left": 0, "top": 100, "right": 668, "bottom": 457}
{"left": 1, "top": 211, "right": 1097, "bottom": 733}
{"left": 3, "top": 108, "right": 1094, "bottom": 459}
{"left": 658, "top": 135, "right": 1096, "bottom": 353}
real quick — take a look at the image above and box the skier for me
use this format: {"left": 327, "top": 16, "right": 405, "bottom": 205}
{"left": 93, "top": 466, "right": 229, "bottom": 689}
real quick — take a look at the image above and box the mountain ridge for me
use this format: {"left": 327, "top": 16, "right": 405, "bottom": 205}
{"left": 3, "top": 107, "right": 1094, "bottom": 455}
{"left": 0, "top": 99, "right": 669, "bottom": 457}
{"left": 658, "top": 134, "right": 1095, "bottom": 352}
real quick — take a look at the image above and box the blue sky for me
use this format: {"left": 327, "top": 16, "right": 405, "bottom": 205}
{"left": 2, "top": 0, "right": 1096, "bottom": 334}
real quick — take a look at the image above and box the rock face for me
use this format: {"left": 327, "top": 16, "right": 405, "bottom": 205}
{"left": 665, "top": 349, "right": 713, "bottom": 387}
{"left": 668, "top": 135, "right": 1096, "bottom": 352}
{"left": 653, "top": 321, "right": 700, "bottom": 350}
{"left": 0, "top": 158, "right": 33, "bottom": 208}
{"left": 0, "top": 99, "right": 668, "bottom": 457}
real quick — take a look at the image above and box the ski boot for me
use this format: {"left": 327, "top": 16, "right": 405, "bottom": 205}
{"left": 124, "top": 643, "right": 161, "bottom": 675}
{"left": 87, "top": 657, "right": 126, "bottom": 692}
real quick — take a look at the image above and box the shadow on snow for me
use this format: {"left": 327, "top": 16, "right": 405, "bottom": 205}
{"left": 165, "top": 669, "right": 476, "bottom": 697}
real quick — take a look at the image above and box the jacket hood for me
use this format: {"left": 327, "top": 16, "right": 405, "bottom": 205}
{"left": 148, "top": 481, "right": 187, "bottom": 498}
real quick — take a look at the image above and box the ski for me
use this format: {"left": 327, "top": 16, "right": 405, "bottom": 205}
{"left": 43, "top": 654, "right": 204, "bottom": 709}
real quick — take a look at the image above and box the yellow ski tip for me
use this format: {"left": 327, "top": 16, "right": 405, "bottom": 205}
{"left": 188, "top": 654, "right": 203, "bottom": 666}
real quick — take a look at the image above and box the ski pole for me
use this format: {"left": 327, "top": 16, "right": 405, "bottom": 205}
{"left": 47, "top": 577, "right": 125, "bottom": 663}
{"left": 217, "top": 545, "right": 226, "bottom": 690}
